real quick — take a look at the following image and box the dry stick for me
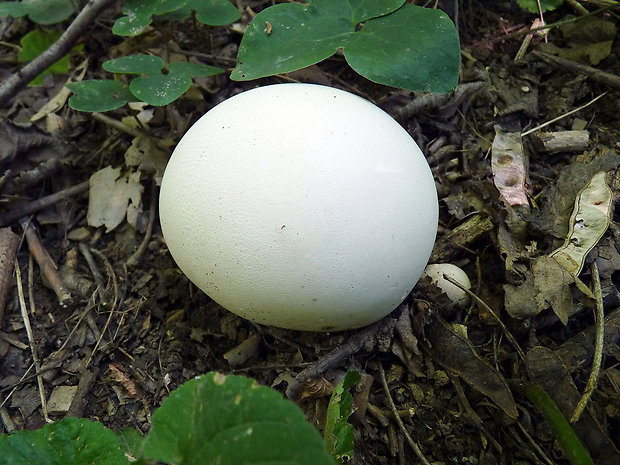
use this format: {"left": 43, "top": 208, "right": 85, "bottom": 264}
{"left": 533, "top": 50, "right": 620, "bottom": 91}
{"left": 127, "top": 181, "right": 157, "bottom": 267}
{"left": 501, "top": 6, "right": 619, "bottom": 42}
{"left": 0, "top": 181, "right": 89, "bottom": 228}
{"left": 0, "top": 363, "right": 35, "bottom": 409}
{"left": 515, "top": 421, "right": 558, "bottom": 465}
{"left": 521, "top": 92, "right": 608, "bottom": 137}
{"left": 91, "top": 112, "right": 143, "bottom": 138}
{"left": 14, "top": 259, "right": 50, "bottom": 423}
{"left": 378, "top": 363, "right": 432, "bottom": 465}
{"left": 84, "top": 248, "right": 119, "bottom": 369}
{"left": 570, "top": 262, "right": 605, "bottom": 423}
{"left": 442, "top": 274, "right": 526, "bottom": 362}
{"left": 0, "top": 228, "right": 20, "bottom": 325}
{"left": 0, "top": 406, "right": 16, "bottom": 433}
{"left": 285, "top": 305, "right": 403, "bottom": 399}
{"left": 21, "top": 220, "right": 71, "bottom": 305}
{"left": 0, "top": 0, "right": 116, "bottom": 106}
{"left": 79, "top": 242, "right": 107, "bottom": 305}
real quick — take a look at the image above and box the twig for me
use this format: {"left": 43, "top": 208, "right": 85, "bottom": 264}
{"left": 91, "top": 112, "right": 143, "bottom": 138}
{"left": 21, "top": 220, "right": 71, "bottom": 305}
{"left": 84, "top": 248, "right": 119, "bottom": 369}
{"left": 500, "top": 6, "right": 619, "bottom": 42}
{"left": 533, "top": 50, "right": 620, "bottom": 91}
{"left": 442, "top": 273, "right": 526, "bottom": 362}
{"left": 570, "top": 262, "right": 605, "bottom": 423}
{"left": 285, "top": 305, "right": 403, "bottom": 399}
{"left": 0, "top": 363, "right": 35, "bottom": 408}
{"left": 378, "top": 363, "right": 432, "bottom": 465}
{"left": 14, "top": 259, "right": 50, "bottom": 423}
{"left": 66, "top": 367, "right": 99, "bottom": 418}
{"left": 0, "top": 181, "right": 89, "bottom": 227}
{"left": 127, "top": 181, "right": 157, "bottom": 267}
{"left": 521, "top": 91, "right": 608, "bottom": 137}
{"left": 79, "top": 243, "right": 107, "bottom": 305}
{"left": 0, "top": 0, "right": 116, "bottom": 106}
{"left": 0, "top": 228, "right": 20, "bottom": 325}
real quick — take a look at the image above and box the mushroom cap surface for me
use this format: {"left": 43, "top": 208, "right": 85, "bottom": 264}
{"left": 422, "top": 263, "right": 471, "bottom": 307}
{"left": 159, "top": 83, "right": 438, "bottom": 331}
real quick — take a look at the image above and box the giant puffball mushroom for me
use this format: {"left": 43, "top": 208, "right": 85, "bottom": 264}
{"left": 422, "top": 263, "right": 471, "bottom": 308}
{"left": 159, "top": 83, "right": 438, "bottom": 331}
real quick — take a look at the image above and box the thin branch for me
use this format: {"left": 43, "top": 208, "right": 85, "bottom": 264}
{"left": 378, "top": 363, "right": 432, "bottom": 465}
{"left": 521, "top": 91, "right": 608, "bottom": 137}
{"left": 570, "top": 262, "right": 605, "bottom": 423}
{"left": 0, "top": 0, "right": 116, "bottom": 107}
{"left": 443, "top": 273, "right": 526, "bottom": 362}
{"left": 14, "top": 259, "right": 50, "bottom": 423}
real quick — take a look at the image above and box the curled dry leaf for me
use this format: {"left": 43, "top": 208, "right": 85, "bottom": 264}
{"left": 87, "top": 166, "right": 143, "bottom": 232}
{"left": 491, "top": 131, "right": 529, "bottom": 207}
{"left": 504, "top": 256, "right": 575, "bottom": 323}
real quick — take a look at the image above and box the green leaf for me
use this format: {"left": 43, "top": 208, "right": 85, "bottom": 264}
{"left": 112, "top": 0, "right": 238, "bottom": 35}
{"left": 344, "top": 0, "right": 405, "bottom": 23}
{"left": 143, "top": 372, "right": 337, "bottom": 465}
{"left": 232, "top": 1, "right": 351, "bottom": 80}
{"left": 345, "top": 5, "right": 460, "bottom": 92}
{"left": 0, "top": 2, "right": 28, "bottom": 18}
{"left": 518, "top": 0, "right": 564, "bottom": 13}
{"left": 187, "top": 0, "right": 240, "bottom": 25}
{"left": 0, "top": 417, "right": 128, "bottom": 465}
{"left": 18, "top": 29, "right": 70, "bottom": 86}
{"left": 168, "top": 61, "right": 224, "bottom": 77}
{"left": 130, "top": 72, "right": 192, "bottom": 106}
{"left": 112, "top": 12, "right": 153, "bottom": 36}
{"left": 324, "top": 370, "right": 362, "bottom": 462}
{"left": 112, "top": 0, "right": 186, "bottom": 36}
{"left": 66, "top": 80, "right": 132, "bottom": 112}
{"left": 103, "top": 56, "right": 223, "bottom": 106}
{"left": 103, "top": 55, "right": 165, "bottom": 75}
{"left": 22, "top": 0, "right": 75, "bottom": 25}
{"left": 231, "top": 0, "right": 459, "bottom": 92}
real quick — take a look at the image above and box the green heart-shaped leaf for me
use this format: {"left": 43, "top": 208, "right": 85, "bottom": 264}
{"left": 129, "top": 72, "right": 192, "bottom": 106}
{"left": 232, "top": 0, "right": 459, "bottom": 92}
{"left": 0, "top": 417, "right": 127, "bottom": 465}
{"left": 143, "top": 372, "right": 337, "bottom": 465}
{"left": 66, "top": 80, "right": 132, "bottom": 112}
{"left": 103, "top": 55, "right": 165, "bottom": 75}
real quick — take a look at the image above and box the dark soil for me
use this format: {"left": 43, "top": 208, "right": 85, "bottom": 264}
{"left": 1, "top": 1, "right": 619, "bottom": 464}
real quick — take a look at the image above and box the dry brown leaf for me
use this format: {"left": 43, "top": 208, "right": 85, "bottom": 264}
{"left": 427, "top": 318, "right": 518, "bottom": 418}
{"left": 87, "top": 166, "right": 143, "bottom": 232}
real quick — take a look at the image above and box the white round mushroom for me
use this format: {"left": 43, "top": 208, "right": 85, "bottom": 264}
{"left": 159, "top": 83, "right": 438, "bottom": 331}
{"left": 422, "top": 263, "right": 471, "bottom": 308}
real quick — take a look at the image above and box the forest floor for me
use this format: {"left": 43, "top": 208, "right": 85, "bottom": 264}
{"left": 0, "top": 1, "right": 619, "bottom": 464}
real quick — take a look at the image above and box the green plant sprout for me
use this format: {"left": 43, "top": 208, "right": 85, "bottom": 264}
{"left": 324, "top": 370, "right": 362, "bottom": 462}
